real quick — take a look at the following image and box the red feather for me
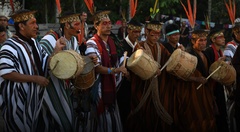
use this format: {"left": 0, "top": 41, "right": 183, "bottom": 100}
{"left": 10, "top": 0, "right": 14, "bottom": 13}
{"left": 56, "top": 0, "right": 62, "bottom": 15}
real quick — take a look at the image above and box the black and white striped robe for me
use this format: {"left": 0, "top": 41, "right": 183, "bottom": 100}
{"left": 0, "top": 37, "right": 49, "bottom": 132}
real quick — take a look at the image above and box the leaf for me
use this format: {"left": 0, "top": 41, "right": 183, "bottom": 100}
{"left": 156, "top": 8, "right": 159, "bottom": 13}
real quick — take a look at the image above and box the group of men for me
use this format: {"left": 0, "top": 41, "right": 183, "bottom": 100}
{"left": 0, "top": 8, "right": 239, "bottom": 132}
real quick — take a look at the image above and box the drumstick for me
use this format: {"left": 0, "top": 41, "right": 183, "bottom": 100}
{"left": 122, "top": 51, "right": 128, "bottom": 77}
{"left": 122, "top": 51, "right": 128, "bottom": 67}
{"left": 160, "top": 57, "right": 172, "bottom": 71}
{"left": 196, "top": 65, "right": 222, "bottom": 90}
{"left": 154, "top": 57, "right": 172, "bottom": 78}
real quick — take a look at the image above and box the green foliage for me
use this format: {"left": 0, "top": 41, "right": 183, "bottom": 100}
{"left": 21, "top": 0, "right": 240, "bottom": 25}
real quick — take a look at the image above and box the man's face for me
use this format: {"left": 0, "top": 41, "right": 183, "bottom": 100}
{"left": 80, "top": 13, "right": 87, "bottom": 22}
{"left": 21, "top": 18, "right": 38, "bottom": 38}
{"left": 0, "top": 31, "right": 6, "bottom": 43}
{"left": 212, "top": 34, "right": 225, "bottom": 46}
{"left": 167, "top": 33, "right": 180, "bottom": 45}
{"left": 67, "top": 21, "right": 81, "bottom": 37}
{"left": 233, "top": 29, "right": 240, "bottom": 41}
{"left": 147, "top": 29, "right": 160, "bottom": 43}
{"left": 127, "top": 28, "right": 141, "bottom": 42}
{"left": 97, "top": 18, "right": 112, "bottom": 36}
{"left": 0, "top": 16, "right": 8, "bottom": 28}
{"left": 193, "top": 37, "right": 207, "bottom": 51}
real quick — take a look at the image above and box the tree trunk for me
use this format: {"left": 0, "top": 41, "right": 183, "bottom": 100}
{"left": 73, "top": 0, "right": 76, "bottom": 13}
{"left": 208, "top": 0, "right": 211, "bottom": 22}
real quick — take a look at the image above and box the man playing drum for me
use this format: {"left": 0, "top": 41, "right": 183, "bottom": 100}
{"left": 82, "top": 10, "right": 127, "bottom": 132}
{"left": 39, "top": 11, "right": 82, "bottom": 131}
{"left": 204, "top": 29, "right": 230, "bottom": 132}
{"left": 162, "top": 22, "right": 185, "bottom": 53}
{"left": 174, "top": 29, "right": 217, "bottom": 131}
{"left": 117, "top": 18, "right": 142, "bottom": 131}
{"left": 126, "top": 20, "right": 178, "bottom": 131}
{"left": 0, "top": 9, "right": 65, "bottom": 131}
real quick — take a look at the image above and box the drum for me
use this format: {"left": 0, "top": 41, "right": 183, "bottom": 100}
{"left": 73, "top": 56, "right": 95, "bottom": 90}
{"left": 166, "top": 49, "right": 197, "bottom": 80}
{"left": 209, "top": 60, "right": 236, "bottom": 86}
{"left": 49, "top": 50, "right": 84, "bottom": 79}
{"left": 127, "top": 49, "right": 159, "bottom": 80}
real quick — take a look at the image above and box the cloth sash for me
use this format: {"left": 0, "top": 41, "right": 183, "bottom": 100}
{"left": 211, "top": 44, "right": 223, "bottom": 61}
{"left": 93, "top": 34, "right": 118, "bottom": 108}
{"left": 16, "top": 32, "right": 44, "bottom": 76}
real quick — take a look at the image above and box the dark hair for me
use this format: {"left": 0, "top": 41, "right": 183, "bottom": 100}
{"left": 12, "top": 9, "right": 32, "bottom": 32}
{"left": 0, "top": 25, "right": 6, "bottom": 32}
{"left": 14, "top": 20, "right": 27, "bottom": 33}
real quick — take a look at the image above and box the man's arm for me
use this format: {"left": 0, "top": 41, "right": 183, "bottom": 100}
{"left": 2, "top": 72, "right": 49, "bottom": 87}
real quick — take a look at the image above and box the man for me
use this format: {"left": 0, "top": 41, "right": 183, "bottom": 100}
{"left": 179, "top": 21, "right": 189, "bottom": 47}
{"left": 163, "top": 22, "right": 185, "bottom": 53}
{"left": 82, "top": 10, "right": 127, "bottom": 132}
{"left": 126, "top": 20, "right": 176, "bottom": 132}
{"left": 175, "top": 29, "right": 216, "bottom": 131}
{"left": 0, "top": 9, "right": 65, "bottom": 131}
{"left": 39, "top": 11, "right": 82, "bottom": 131}
{"left": 0, "top": 13, "right": 12, "bottom": 38}
{"left": 80, "top": 11, "right": 89, "bottom": 41}
{"left": 224, "top": 18, "right": 240, "bottom": 62}
{"left": 0, "top": 25, "right": 7, "bottom": 46}
{"left": 117, "top": 18, "right": 142, "bottom": 131}
{"left": 204, "top": 29, "right": 229, "bottom": 132}
{"left": 117, "top": 18, "right": 127, "bottom": 40}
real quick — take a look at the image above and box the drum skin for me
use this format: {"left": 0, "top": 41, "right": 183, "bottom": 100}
{"left": 50, "top": 50, "right": 84, "bottom": 79}
{"left": 209, "top": 60, "right": 236, "bottom": 86}
{"left": 127, "top": 49, "right": 159, "bottom": 80}
{"left": 166, "top": 49, "right": 197, "bottom": 80}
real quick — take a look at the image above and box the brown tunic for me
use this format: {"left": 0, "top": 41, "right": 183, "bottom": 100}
{"left": 173, "top": 48, "right": 216, "bottom": 132}
{"left": 127, "top": 41, "right": 178, "bottom": 132}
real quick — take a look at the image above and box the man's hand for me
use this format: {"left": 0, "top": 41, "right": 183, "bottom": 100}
{"left": 55, "top": 37, "right": 66, "bottom": 51}
{"left": 33, "top": 76, "right": 49, "bottom": 87}
{"left": 178, "top": 44, "right": 185, "bottom": 51}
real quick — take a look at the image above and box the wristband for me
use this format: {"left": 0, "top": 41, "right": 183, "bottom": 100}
{"left": 108, "top": 68, "right": 112, "bottom": 74}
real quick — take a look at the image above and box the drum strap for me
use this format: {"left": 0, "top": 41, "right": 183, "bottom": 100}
{"left": 143, "top": 42, "right": 161, "bottom": 64}
{"left": 131, "top": 42, "right": 173, "bottom": 125}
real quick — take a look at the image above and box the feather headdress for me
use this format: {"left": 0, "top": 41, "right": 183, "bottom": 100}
{"left": 150, "top": 0, "right": 160, "bottom": 19}
{"left": 130, "top": 0, "right": 138, "bottom": 18}
{"left": 84, "top": 0, "right": 95, "bottom": 15}
{"left": 224, "top": 0, "right": 236, "bottom": 25}
{"left": 180, "top": 0, "right": 197, "bottom": 30}
{"left": 55, "top": 0, "right": 62, "bottom": 15}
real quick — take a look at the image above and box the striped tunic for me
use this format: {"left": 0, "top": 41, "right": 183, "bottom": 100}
{"left": 223, "top": 40, "right": 239, "bottom": 61}
{"left": 76, "top": 38, "right": 123, "bottom": 132}
{"left": 39, "top": 34, "right": 80, "bottom": 131}
{"left": 0, "top": 37, "right": 49, "bottom": 132}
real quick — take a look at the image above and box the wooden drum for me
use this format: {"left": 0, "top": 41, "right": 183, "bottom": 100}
{"left": 209, "top": 60, "right": 236, "bottom": 86}
{"left": 73, "top": 56, "right": 95, "bottom": 90}
{"left": 49, "top": 50, "right": 84, "bottom": 79}
{"left": 127, "top": 49, "right": 159, "bottom": 80}
{"left": 166, "top": 49, "right": 197, "bottom": 80}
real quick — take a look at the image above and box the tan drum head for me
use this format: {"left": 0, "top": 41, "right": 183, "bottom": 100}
{"left": 50, "top": 50, "right": 84, "bottom": 79}
{"left": 127, "top": 49, "right": 159, "bottom": 80}
{"left": 127, "top": 49, "right": 143, "bottom": 67}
